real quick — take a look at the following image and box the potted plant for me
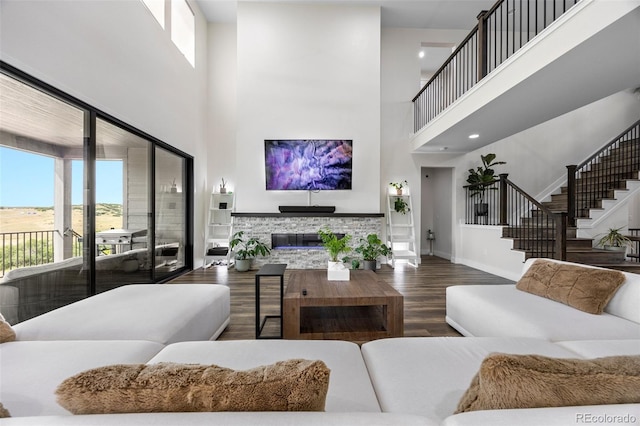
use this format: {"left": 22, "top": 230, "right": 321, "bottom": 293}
{"left": 318, "top": 228, "right": 351, "bottom": 280}
{"left": 466, "top": 153, "right": 506, "bottom": 217}
{"left": 355, "top": 233, "right": 392, "bottom": 272}
{"left": 229, "top": 231, "right": 271, "bottom": 272}
{"left": 394, "top": 197, "right": 410, "bottom": 215}
{"left": 219, "top": 178, "right": 227, "bottom": 194}
{"left": 596, "top": 227, "right": 633, "bottom": 252}
{"left": 389, "top": 180, "right": 408, "bottom": 195}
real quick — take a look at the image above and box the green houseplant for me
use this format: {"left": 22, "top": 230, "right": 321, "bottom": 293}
{"left": 393, "top": 197, "right": 410, "bottom": 215}
{"left": 318, "top": 228, "right": 352, "bottom": 281}
{"left": 229, "top": 231, "right": 271, "bottom": 272}
{"left": 466, "top": 153, "right": 506, "bottom": 217}
{"left": 389, "top": 180, "right": 408, "bottom": 195}
{"left": 318, "top": 228, "right": 351, "bottom": 262}
{"left": 355, "top": 233, "right": 392, "bottom": 271}
{"left": 596, "top": 227, "right": 633, "bottom": 252}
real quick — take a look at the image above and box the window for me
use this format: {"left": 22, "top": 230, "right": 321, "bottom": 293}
{"left": 1, "top": 63, "right": 194, "bottom": 323}
{"left": 142, "top": 0, "right": 165, "bottom": 29}
{"left": 171, "top": 0, "right": 195, "bottom": 67}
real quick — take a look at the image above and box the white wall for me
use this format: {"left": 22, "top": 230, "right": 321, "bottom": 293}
{"left": 232, "top": 2, "right": 381, "bottom": 213}
{"left": 0, "top": 0, "right": 210, "bottom": 266}
{"left": 380, "top": 27, "right": 469, "bottom": 256}
{"left": 207, "top": 23, "right": 237, "bottom": 196}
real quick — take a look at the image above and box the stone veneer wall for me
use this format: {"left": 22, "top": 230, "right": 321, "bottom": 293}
{"left": 232, "top": 215, "right": 384, "bottom": 269}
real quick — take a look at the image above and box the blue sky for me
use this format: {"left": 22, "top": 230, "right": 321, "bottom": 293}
{"left": 0, "top": 147, "right": 123, "bottom": 207}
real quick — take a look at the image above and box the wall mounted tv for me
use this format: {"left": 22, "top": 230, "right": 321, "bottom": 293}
{"left": 264, "top": 139, "right": 353, "bottom": 191}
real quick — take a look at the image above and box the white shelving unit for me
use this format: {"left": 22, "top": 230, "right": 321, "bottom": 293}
{"left": 386, "top": 188, "right": 419, "bottom": 268}
{"left": 204, "top": 192, "right": 235, "bottom": 268}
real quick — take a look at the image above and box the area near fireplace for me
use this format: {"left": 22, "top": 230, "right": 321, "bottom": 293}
{"left": 231, "top": 212, "right": 384, "bottom": 269}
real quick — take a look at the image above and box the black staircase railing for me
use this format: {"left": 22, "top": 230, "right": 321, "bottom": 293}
{"left": 465, "top": 174, "right": 567, "bottom": 260}
{"left": 567, "top": 119, "right": 640, "bottom": 227}
{"left": 413, "top": 0, "right": 580, "bottom": 132}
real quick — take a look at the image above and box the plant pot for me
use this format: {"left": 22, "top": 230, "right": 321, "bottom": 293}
{"left": 474, "top": 203, "right": 489, "bottom": 217}
{"left": 604, "top": 245, "right": 627, "bottom": 252}
{"left": 396, "top": 189, "right": 403, "bottom": 196}
{"left": 363, "top": 260, "right": 377, "bottom": 271}
{"left": 220, "top": 187, "right": 227, "bottom": 194}
{"left": 235, "top": 258, "right": 252, "bottom": 272}
{"left": 327, "top": 261, "right": 349, "bottom": 281}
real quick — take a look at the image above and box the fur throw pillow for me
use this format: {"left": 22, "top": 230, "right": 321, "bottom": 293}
{"left": 456, "top": 353, "right": 640, "bottom": 413}
{"left": 0, "top": 402, "right": 10, "bottom": 418}
{"left": 56, "top": 359, "right": 330, "bottom": 414}
{"left": 516, "top": 259, "right": 625, "bottom": 314}
{"left": 0, "top": 313, "right": 16, "bottom": 343}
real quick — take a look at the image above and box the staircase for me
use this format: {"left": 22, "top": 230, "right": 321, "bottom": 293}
{"left": 503, "top": 126, "right": 640, "bottom": 272}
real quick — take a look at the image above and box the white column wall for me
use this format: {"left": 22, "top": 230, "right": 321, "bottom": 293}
{"left": 234, "top": 2, "right": 381, "bottom": 213}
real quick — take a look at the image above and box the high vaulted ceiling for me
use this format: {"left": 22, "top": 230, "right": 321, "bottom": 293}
{"left": 194, "top": 0, "right": 495, "bottom": 29}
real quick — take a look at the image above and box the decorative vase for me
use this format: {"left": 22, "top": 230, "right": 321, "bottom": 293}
{"left": 235, "top": 258, "right": 251, "bottom": 272}
{"left": 327, "top": 261, "right": 350, "bottom": 281}
{"left": 220, "top": 185, "right": 227, "bottom": 194}
{"left": 363, "top": 260, "right": 377, "bottom": 271}
{"left": 396, "top": 188, "right": 403, "bottom": 195}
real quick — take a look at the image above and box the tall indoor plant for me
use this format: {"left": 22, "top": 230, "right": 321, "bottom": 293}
{"left": 229, "top": 231, "right": 271, "bottom": 272}
{"left": 466, "top": 153, "right": 506, "bottom": 217}
{"left": 355, "top": 233, "right": 392, "bottom": 271}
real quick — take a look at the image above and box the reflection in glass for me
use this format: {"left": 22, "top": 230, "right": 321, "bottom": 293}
{"left": 95, "top": 118, "right": 152, "bottom": 292}
{"left": 155, "top": 146, "right": 186, "bottom": 280}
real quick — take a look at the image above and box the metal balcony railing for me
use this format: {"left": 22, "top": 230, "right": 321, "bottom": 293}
{"left": 413, "top": 0, "right": 580, "bottom": 133}
{"left": 0, "top": 229, "right": 83, "bottom": 276}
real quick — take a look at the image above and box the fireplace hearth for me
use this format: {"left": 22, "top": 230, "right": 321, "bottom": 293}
{"left": 271, "top": 233, "right": 345, "bottom": 249}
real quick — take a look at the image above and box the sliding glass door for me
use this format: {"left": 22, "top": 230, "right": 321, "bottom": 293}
{"left": 154, "top": 146, "right": 187, "bottom": 281}
{"left": 0, "top": 63, "right": 193, "bottom": 323}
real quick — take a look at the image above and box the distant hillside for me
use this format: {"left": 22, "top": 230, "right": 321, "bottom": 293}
{"left": 1, "top": 204, "right": 122, "bottom": 233}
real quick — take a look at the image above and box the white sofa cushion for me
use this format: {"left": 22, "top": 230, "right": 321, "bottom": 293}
{"left": 0, "top": 412, "right": 434, "bottom": 425}
{"left": 148, "top": 340, "right": 381, "bottom": 413}
{"left": 442, "top": 403, "right": 640, "bottom": 426}
{"left": 446, "top": 284, "right": 640, "bottom": 341}
{"left": 0, "top": 340, "right": 164, "bottom": 417}
{"left": 13, "top": 284, "right": 230, "bottom": 344}
{"left": 360, "top": 337, "right": 578, "bottom": 425}
{"left": 556, "top": 339, "right": 640, "bottom": 358}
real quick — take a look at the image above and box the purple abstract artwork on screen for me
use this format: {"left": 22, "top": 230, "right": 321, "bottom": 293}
{"left": 265, "top": 140, "right": 353, "bottom": 190}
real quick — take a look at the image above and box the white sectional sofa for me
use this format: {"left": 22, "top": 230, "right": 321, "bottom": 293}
{"left": 13, "top": 284, "right": 231, "bottom": 344}
{"left": 446, "top": 258, "right": 640, "bottom": 341}
{"left": 1, "top": 261, "right": 638, "bottom": 425}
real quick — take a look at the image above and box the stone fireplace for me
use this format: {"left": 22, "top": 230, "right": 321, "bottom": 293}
{"left": 231, "top": 213, "right": 384, "bottom": 269}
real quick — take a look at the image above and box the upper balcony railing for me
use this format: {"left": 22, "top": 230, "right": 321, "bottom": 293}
{"left": 413, "top": 0, "right": 580, "bottom": 133}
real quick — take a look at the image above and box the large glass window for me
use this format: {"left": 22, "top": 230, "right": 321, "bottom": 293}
{"left": 0, "top": 64, "right": 193, "bottom": 324}
{"left": 142, "top": 0, "right": 165, "bottom": 28}
{"left": 0, "top": 71, "right": 88, "bottom": 323}
{"left": 95, "top": 118, "right": 153, "bottom": 291}
{"left": 154, "top": 146, "right": 187, "bottom": 281}
{"left": 171, "top": 0, "right": 195, "bottom": 67}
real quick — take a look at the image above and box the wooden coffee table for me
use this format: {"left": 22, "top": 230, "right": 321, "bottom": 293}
{"left": 283, "top": 270, "right": 403, "bottom": 341}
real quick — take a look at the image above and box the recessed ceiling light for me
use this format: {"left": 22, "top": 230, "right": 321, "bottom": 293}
{"left": 468, "top": 134, "right": 480, "bottom": 139}
{"left": 418, "top": 51, "right": 425, "bottom": 58}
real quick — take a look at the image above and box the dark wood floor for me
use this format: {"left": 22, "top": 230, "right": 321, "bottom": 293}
{"left": 168, "top": 256, "right": 515, "bottom": 342}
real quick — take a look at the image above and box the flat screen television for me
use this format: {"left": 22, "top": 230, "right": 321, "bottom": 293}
{"left": 264, "top": 139, "right": 352, "bottom": 190}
